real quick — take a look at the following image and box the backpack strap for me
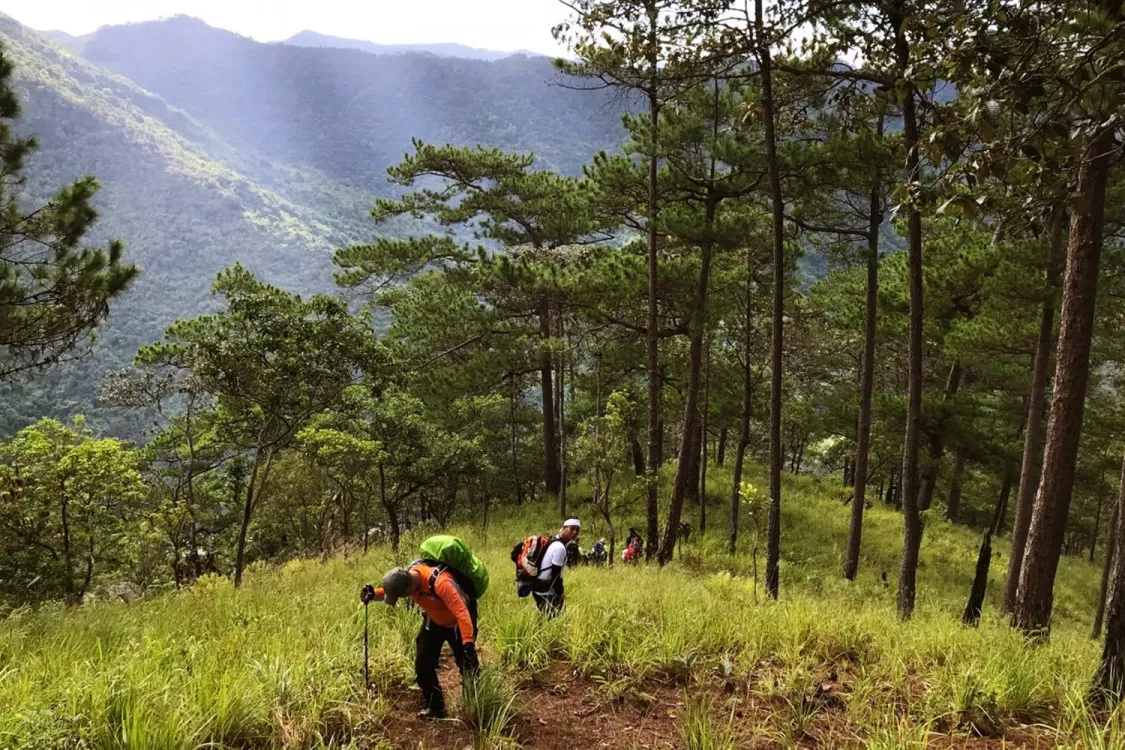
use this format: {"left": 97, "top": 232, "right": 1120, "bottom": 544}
{"left": 428, "top": 563, "right": 446, "bottom": 592}
{"left": 407, "top": 559, "right": 446, "bottom": 595}
{"left": 540, "top": 535, "right": 566, "bottom": 588}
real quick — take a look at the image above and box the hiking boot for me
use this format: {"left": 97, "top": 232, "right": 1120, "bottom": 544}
{"left": 417, "top": 708, "right": 446, "bottom": 721}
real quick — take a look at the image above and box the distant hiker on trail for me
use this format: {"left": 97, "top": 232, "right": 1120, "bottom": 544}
{"left": 360, "top": 536, "right": 488, "bottom": 720}
{"left": 512, "top": 519, "right": 581, "bottom": 618}
{"left": 565, "top": 539, "right": 580, "bottom": 568}
{"left": 623, "top": 528, "right": 643, "bottom": 564}
{"left": 535, "top": 518, "right": 579, "bottom": 617}
{"left": 587, "top": 538, "right": 607, "bottom": 566}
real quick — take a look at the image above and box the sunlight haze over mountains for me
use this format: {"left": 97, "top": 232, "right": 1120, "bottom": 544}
{"left": 6, "top": 0, "right": 569, "bottom": 57}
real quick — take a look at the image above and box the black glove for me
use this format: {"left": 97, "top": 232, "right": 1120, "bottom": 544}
{"left": 360, "top": 584, "right": 376, "bottom": 604}
{"left": 462, "top": 642, "right": 480, "bottom": 675}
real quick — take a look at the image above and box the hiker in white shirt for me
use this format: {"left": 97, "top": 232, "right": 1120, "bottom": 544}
{"left": 534, "top": 518, "right": 580, "bottom": 618}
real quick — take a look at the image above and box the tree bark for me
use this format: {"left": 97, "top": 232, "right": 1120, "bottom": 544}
{"left": 994, "top": 469, "right": 1013, "bottom": 537}
{"left": 510, "top": 377, "right": 524, "bottom": 505}
{"left": 60, "top": 491, "right": 74, "bottom": 604}
{"left": 1092, "top": 454, "right": 1123, "bottom": 640}
{"left": 1004, "top": 212, "right": 1065, "bottom": 613}
{"left": 946, "top": 449, "right": 968, "bottom": 523}
{"left": 919, "top": 363, "right": 964, "bottom": 512}
{"left": 963, "top": 474, "right": 1010, "bottom": 626}
{"left": 717, "top": 427, "right": 728, "bottom": 466}
{"left": 844, "top": 111, "right": 884, "bottom": 581}
{"left": 539, "top": 297, "right": 561, "bottom": 499}
{"left": 700, "top": 338, "right": 711, "bottom": 532}
{"left": 758, "top": 0, "right": 784, "bottom": 601}
{"left": 685, "top": 424, "right": 702, "bottom": 506}
{"left": 234, "top": 449, "right": 275, "bottom": 588}
{"left": 630, "top": 430, "right": 647, "bottom": 476}
{"left": 644, "top": 10, "right": 662, "bottom": 559}
{"left": 730, "top": 245, "right": 754, "bottom": 556}
{"left": 892, "top": 0, "right": 924, "bottom": 620}
{"left": 1093, "top": 451, "right": 1125, "bottom": 701}
{"left": 558, "top": 312, "right": 568, "bottom": 516}
{"left": 658, "top": 202, "right": 716, "bottom": 564}
{"left": 1091, "top": 480, "right": 1107, "bottom": 563}
{"left": 1013, "top": 125, "right": 1115, "bottom": 637}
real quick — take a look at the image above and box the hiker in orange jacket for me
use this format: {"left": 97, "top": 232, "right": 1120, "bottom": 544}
{"left": 361, "top": 562, "right": 479, "bottom": 719}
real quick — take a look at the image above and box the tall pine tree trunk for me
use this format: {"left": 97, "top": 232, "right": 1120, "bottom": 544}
{"left": 630, "top": 431, "right": 646, "bottom": 476}
{"left": 700, "top": 338, "right": 711, "bottom": 532}
{"left": 1091, "top": 471, "right": 1107, "bottom": 563}
{"left": 919, "top": 363, "right": 964, "bottom": 512}
{"left": 845, "top": 118, "right": 884, "bottom": 581}
{"left": 1004, "top": 213, "right": 1064, "bottom": 613}
{"left": 510, "top": 376, "right": 524, "bottom": 505}
{"left": 892, "top": 0, "right": 925, "bottom": 620}
{"left": 1093, "top": 451, "right": 1125, "bottom": 701}
{"left": 994, "top": 469, "right": 1013, "bottom": 536}
{"left": 660, "top": 77, "right": 722, "bottom": 563}
{"left": 1013, "top": 126, "right": 1115, "bottom": 636}
{"left": 1092, "top": 453, "right": 1123, "bottom": 640}
{"left": 946, "top": 449, "right": 968, "bottom": 523}
{"left": 539, "top": 297, "right": 561, "bottom": 499}
{"left": 718, "top": 427, "right": 727, "bottom": 466}
{"left": 644, "top": 11, "right": 662, "bottom": 559}
{"left": 962, "top": 481, "right": 1009, "bottom": 626}
{"left": 234, "top": 449, "right": 275, "bottom": 588}
{"left": 659, "top": 205, "right": 716, "bottom": 564}
{"left": 730, "top": 246, "right": 754, "bottom": 556}
{"left": 685, "top": 424, "right": 702, "bottom": 505}
{"left": 558, "top": 311, "right": 568, "bottom": 516}
{"left": 758, "top": 0, "right": 785, "bottom": 600}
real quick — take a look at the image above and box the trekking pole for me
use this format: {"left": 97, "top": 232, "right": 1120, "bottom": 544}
{"left": 363, "top": 600, "right": 370, "bottom": 690}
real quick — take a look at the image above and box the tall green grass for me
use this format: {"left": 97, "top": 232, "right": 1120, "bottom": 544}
{"left": 0, "top": 466, "right": 1110, "bottom": 748}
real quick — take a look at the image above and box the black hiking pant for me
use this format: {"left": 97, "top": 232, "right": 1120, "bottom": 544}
{"left": 532, "top": 576, "right": 564, "bottom": 619}
{"left": 415, "top": 599, "right": 478, "bottom": 716}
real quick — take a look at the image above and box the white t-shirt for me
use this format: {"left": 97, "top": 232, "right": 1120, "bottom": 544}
{"left": 536, "top": 540, "right": 568, "bottom": 581}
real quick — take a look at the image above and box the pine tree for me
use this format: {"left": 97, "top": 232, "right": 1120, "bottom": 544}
{"left": 0, "top": 42, "right": 136, "bottom": 380}
{"left": 336, "top": 141, "right": 605, "bottom": 504}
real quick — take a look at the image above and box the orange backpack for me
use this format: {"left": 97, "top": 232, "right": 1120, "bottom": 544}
{"left": 510, "top": 534, "right": 556, "bottom": 596}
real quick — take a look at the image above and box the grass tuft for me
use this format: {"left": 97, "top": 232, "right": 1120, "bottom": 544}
{"left": 458, "top": 667, "right": 519, "bottom": 747}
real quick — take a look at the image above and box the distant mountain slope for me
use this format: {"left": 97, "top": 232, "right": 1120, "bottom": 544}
{"left": 283, "top": 30, "right": 522, "bottom": 61}
{"left": 0, "top": 16, "right": 375, "bottom": 434}
{"left": 76, "top": 16, "right": 628, "bottom": 189}
{"left": 40, "top": 29, "right": 92, "bottom": 55}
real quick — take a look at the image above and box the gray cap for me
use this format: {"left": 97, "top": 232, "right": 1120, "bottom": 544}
{"left": 381, "top": 567, "right": 413, "bottom": 606}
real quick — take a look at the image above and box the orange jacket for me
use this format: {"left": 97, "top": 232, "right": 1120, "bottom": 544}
{"left": 376, "top": 563, "right": 475, "bottom": 644}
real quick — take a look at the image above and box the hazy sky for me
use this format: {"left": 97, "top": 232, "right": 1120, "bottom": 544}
{"left": 4, "top": 0, "right": 573, "bottom": 56}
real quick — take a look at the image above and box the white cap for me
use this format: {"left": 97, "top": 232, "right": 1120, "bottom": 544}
{"left": 563, "top": 518, "right": 581, "bottom": 528}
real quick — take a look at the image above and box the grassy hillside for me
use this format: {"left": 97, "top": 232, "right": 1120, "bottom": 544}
{"left": 1, "top": 467, "right": 1116, "bottom": 749}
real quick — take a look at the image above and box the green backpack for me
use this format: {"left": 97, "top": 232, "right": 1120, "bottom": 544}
{"left": 417, "top": 535, "right": 490, "bottom": 599}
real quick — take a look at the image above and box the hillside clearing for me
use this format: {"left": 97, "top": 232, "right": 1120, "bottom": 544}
{"left": 1, "top": 469, "right": 1118, "bottom": 749}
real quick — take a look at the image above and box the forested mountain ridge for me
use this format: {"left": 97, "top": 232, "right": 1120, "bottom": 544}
{"left": 0, "top": 13, "right": 628, "bottom": 435}
{"left": 283, "top": 30, "right": 526, "bottom": 61}
{"left": 74, "top": 16, "right": 627, "bottom": 188}
{"left": 0, "top": 14, "right": 367, "bottom": 434}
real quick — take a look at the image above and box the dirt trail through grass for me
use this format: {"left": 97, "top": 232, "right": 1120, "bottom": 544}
{"left": 375, "top": 659, "right": 1060, "bottom": 749}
